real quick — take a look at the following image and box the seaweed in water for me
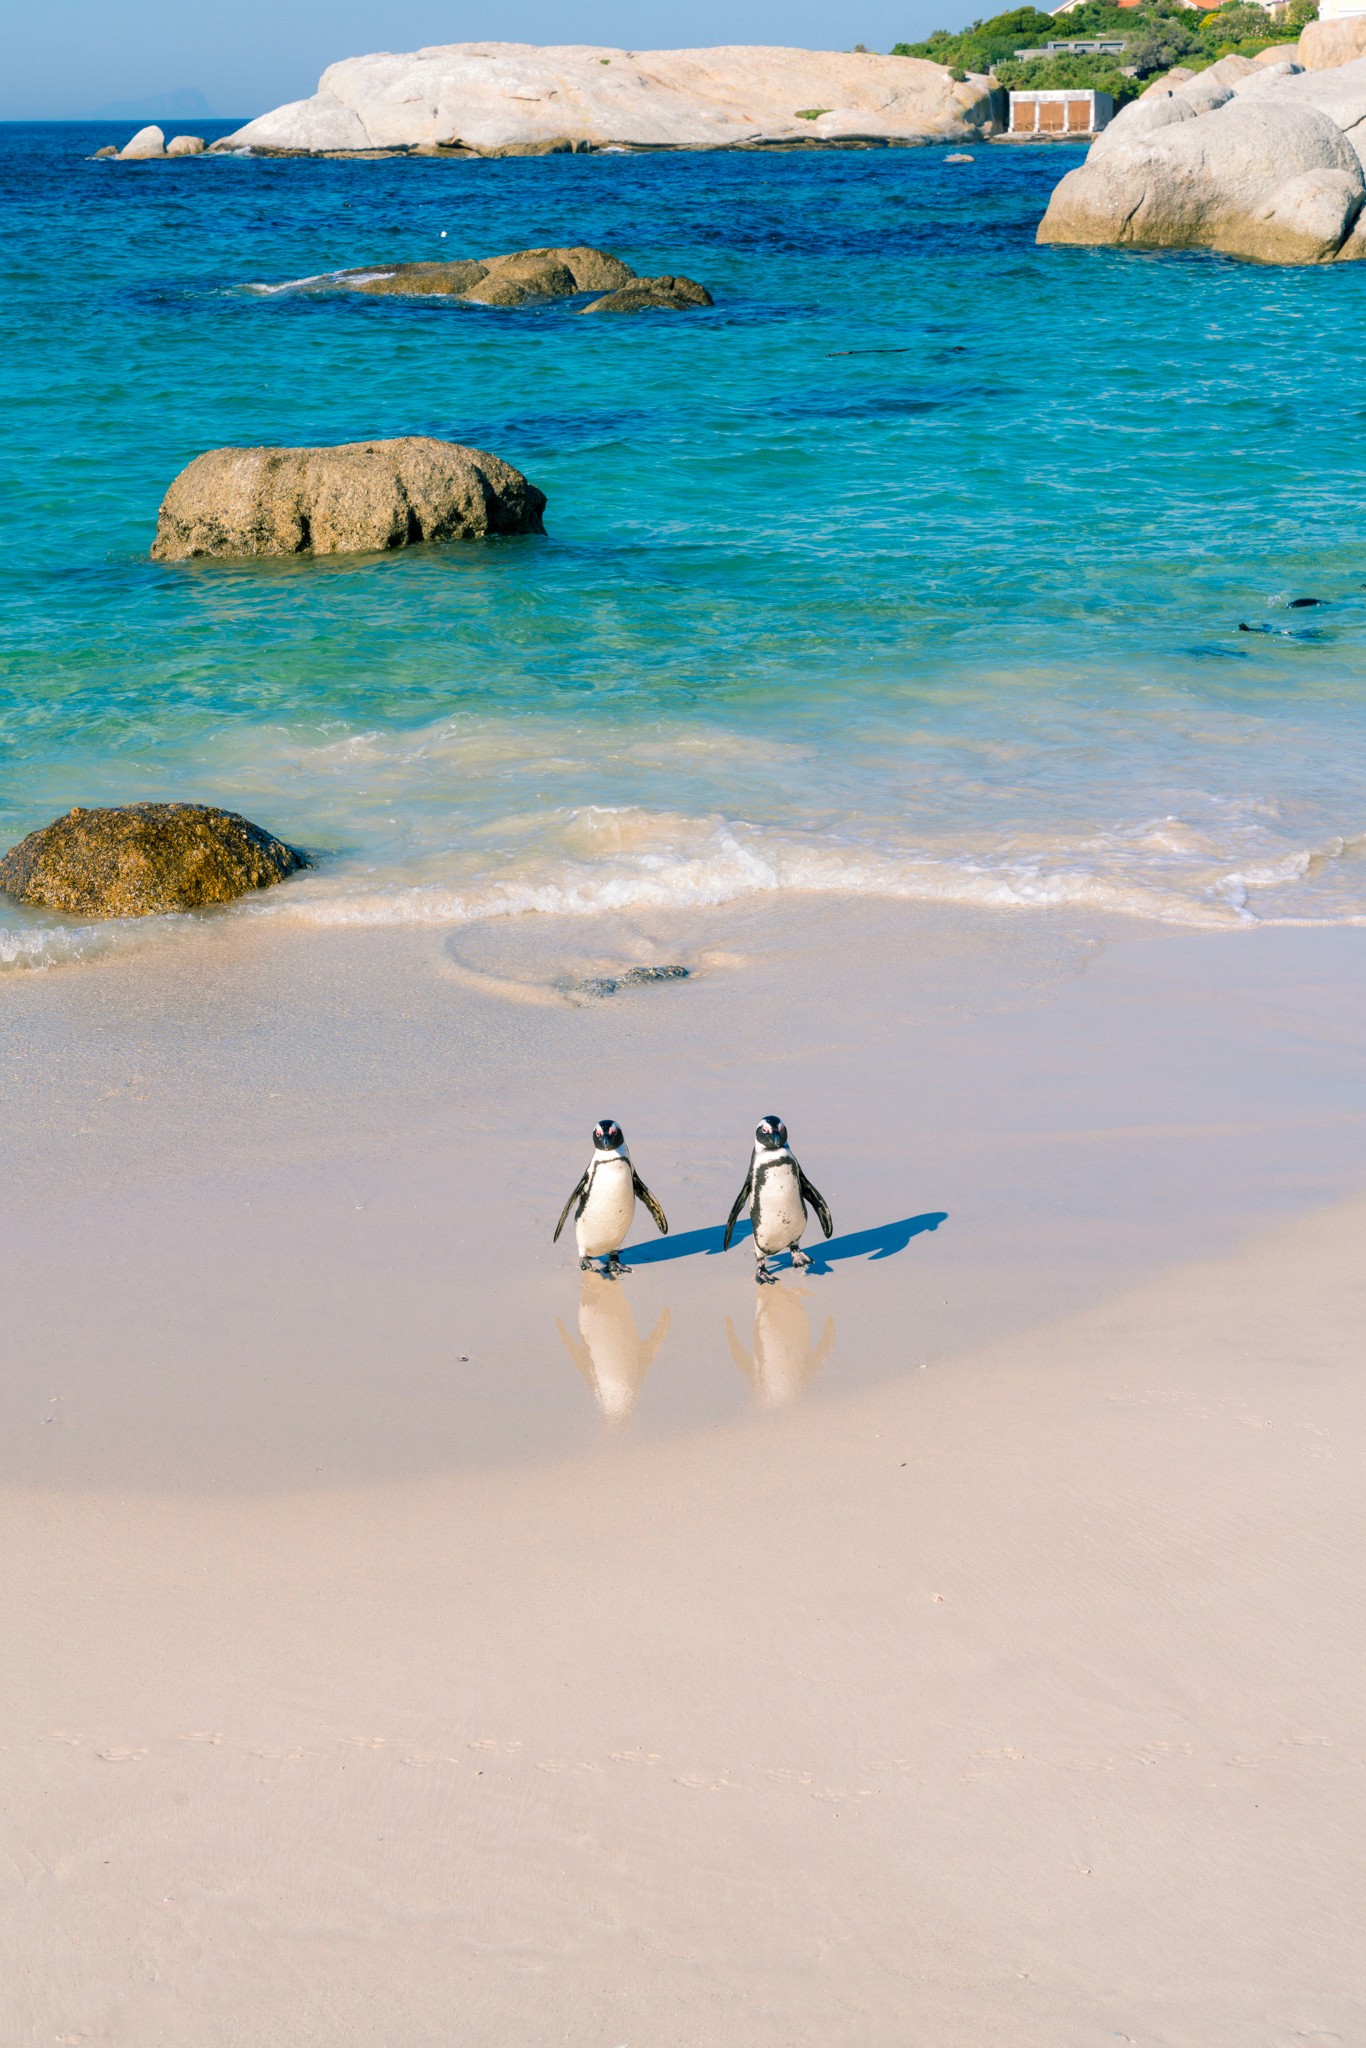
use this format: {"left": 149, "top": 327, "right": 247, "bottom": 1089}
{"left": 568, "top": 964, "right": 690, "bottom": 1000}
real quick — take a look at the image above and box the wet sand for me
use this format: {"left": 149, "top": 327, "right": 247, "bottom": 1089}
{"left": 3, "top": 901, "right": 1365, "bottom": 2043}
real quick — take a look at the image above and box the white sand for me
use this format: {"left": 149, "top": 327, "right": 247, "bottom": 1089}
{"left": 3, "top": 901, "right": 1365, "bottom": 2043}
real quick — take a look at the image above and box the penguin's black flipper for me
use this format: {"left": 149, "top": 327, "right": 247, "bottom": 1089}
{"left": 553, "top": 1171, "right": 589, "bottom": 1243}
{"left": 799, "top": 1169, "right": 834, "bottom": 1240}
{"left": 722, "top": 1172, "right": 753, "bottom": 1251}
{"left": 632, "top": 1170, "right": 669, "bottom": 1236}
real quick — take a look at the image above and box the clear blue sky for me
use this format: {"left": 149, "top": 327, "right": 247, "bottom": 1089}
{"left": 7, "top": 0, "right": 967, "bottom": 120}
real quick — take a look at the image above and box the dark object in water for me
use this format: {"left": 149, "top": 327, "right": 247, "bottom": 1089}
{"left": 1288, "top": 597, "right": 1325, "bottom": 608}
{"left": 571, "top": 963, "right": 690, "bottom": 999}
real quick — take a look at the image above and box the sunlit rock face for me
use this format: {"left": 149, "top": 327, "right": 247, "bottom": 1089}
{"left": 1038, "top": 59, "right": 1366, "bottom": 265}
{"left": 220, "top": 43, "right": 999, "bottom": 155}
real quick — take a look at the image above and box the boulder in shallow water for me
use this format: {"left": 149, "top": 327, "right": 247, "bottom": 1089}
{"left": 119, "top": 125, "right": 165, "bottom": 159}
{"left": 0, "top": 804, "right": 309, "bottom": 918}
{"left": 151, "top": 436, "right": 547, "bottom": 561}
{"left": 91, "top": 145, "right": 119, "bottom": 159}
{"left": 325, "top": 245, "right": 635, "bottom": 302}
{"left": 581, "top": 274, "right": 713, "bottom": 313}
{"left": 337, "top": 257, "right": 491, "bottom": 296}
{"left": 166, "top": 134, "right": 206, "bottom": 156}
{"left": 461, "top": 251, "right": 579, "bottom": 304}
{"left": 1039, "top": 96, "right": 1366, "bottom": 263}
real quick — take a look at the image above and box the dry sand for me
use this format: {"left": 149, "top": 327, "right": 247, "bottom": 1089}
{"left": 3, "top": 900, "right": 1364, "bottom": 2044}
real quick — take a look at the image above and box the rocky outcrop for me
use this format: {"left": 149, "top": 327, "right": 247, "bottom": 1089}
{"left": 152, "top": 437, "right": 546, "bottom": 561}
{"left": 1039, "top": 58, "right": 1366, "bottom": 263}
{"left": 219, "top": 43, "right": 999, "bottom": 155}
{"left": 0, "top": 804, "right": 308, "bottom": 918}
{"left": 326, "top": 243, "right": 678, "bottom": 307}
{"left": 119, "top": 124, "right": 165, "bottom": 158}
{"left": 462, "top": 251, "right": 579, "bottom": 304}
{"left": 166, "top": 134, "right": 206, "bottom": 156}
{"left": 1300, "top": 17, "right": 1366, "bottom": 70}
{"left": 580, "top": 274, "right": 713, "bottom": 312}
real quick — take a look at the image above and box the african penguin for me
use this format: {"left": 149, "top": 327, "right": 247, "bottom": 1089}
{"left": 553, "top": 1118, "right": 669, "bottom": 1277}
{"left": 722, "top": 1115, "right": 833, "bottom": 1283}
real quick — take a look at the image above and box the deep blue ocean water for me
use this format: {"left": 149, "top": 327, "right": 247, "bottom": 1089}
{"left": 4, "top": 119, "right": 1366, "bottom": 960}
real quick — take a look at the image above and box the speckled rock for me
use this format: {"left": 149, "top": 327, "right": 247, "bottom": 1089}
{"left": 151, "top": 436, "right": 546, "bottom": 561}
{"left": 581, "top": 274, "right": 713, "bottom": 312}
{"left": 0, "top": 804, "right": 309, "bottom": 918}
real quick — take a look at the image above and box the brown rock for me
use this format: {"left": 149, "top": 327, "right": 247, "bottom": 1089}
{"left": 517, "top": 244, "right": 635, "bottom": 291}
{"left": 581, "top": 274, "right": 713, "bottom": 313}
{"left": 309, "top": 245, "right": 634, "bottom": 301}
{"left": 461, "top": 252, "right": 578, "bottom": 304}
{"left": 166, "top": 134, "right": 207, "bottom": 156}
{"left": 0, "top": 804, "right": 309, "bottom": 919}
{"left": 91, "top": 145, "right": 119, "bottom": 159}
{"left": 151, "top": 436, "right": 546, "bottom": 562}
{"left": 337, "top": 258, "right": 490, "bottom": 296}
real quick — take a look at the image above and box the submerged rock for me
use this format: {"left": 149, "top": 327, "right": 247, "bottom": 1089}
{"left": 0, "top": 803, "right": 309, "bottom": 918}
{"left": 337, "top": 257, "right": 491, "bottom": 296}
{"left": 1038, "top": 65, "right": 1366, "bottom": 265}
{"left": 151, "top": 436, "right": 546, "bottom": 561}
{"left": 118, "top": 125, "right": 166, "bottom": 159}
{"left": 219, "top": 43, "right": 999, "bottom": 155}
{"left": 581, "top": 274, "right": 713, "bottom": 312}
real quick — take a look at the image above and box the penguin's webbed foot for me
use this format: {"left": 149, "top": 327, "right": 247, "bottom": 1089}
{"left": 789, "top": 1246, "right": 812, "bottom": 1270}
{"left": 583, "top": 1253, "right": 628, "bottom": 1279}
{"left": 755, "top": 1256, "right": 780, "bottom": 1285}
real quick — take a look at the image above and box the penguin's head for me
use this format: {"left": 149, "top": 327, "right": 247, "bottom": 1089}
{"left": 755, "top": 1115, "right": 787, "bottom": 1152}
{"left": 593, "top": 1118, "right": 625, "bottom": 1152}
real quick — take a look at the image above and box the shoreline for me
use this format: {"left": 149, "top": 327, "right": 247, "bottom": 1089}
{"left": 6, "top": 898, "right": 1366, "bottom": 1492}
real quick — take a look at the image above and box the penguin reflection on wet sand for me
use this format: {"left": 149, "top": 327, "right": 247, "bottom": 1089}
{"left": 728, "top": 1287, "right": 835, "bottom": 1408}
{"left": 559, "top": 1274, "right": 670, "bottom": 1423}
{"left": 723, "top": 1115, "right": 833, "bottom": 1283}
{"left": 553, "top": 1118, "right": 669, "bottom": 1277}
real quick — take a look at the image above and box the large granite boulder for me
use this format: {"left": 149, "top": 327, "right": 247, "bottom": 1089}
{"left": 1039, "top": 65, "right": 1366, "bottom": 264}
{"left": 0, "top": 804, "right": 308, "bottom": 918}
{"left": 166, "top": 134, "right": 206, "bottom": 156}
{"left": 1300, "top": 16, "right": 1366, "bottom": 69}
{"left": 220, "top": 43, "right": 999, "bottom": 154}
{"left": 581, "top": 274, "right": 713, "bottom": 312}
{"left": 152, "top": 437, "right": 546, "bottom": 561}
{"left": 119, "top": 125, "right": 165, "bottom": 159}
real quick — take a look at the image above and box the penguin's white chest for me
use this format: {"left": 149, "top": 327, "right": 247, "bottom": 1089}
{"left": 576, "top": 1157, "right": 635, "bottom": 1257}
{"left": 753, "top": 1158, "right": 806, "bottom": 1254}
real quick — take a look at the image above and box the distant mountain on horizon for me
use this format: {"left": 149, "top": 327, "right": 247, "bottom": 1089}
{"left": 85, "top": 86, "right": 213, "bottom": 121}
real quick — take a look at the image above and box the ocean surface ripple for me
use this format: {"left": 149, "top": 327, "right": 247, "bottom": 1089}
{"left": 3, "top": 122, "right": 1366, "bottom": 964}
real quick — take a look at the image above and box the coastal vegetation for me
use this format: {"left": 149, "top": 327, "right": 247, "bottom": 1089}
{"left": 895, "top": 0, "right": 1318, "bottom": 106}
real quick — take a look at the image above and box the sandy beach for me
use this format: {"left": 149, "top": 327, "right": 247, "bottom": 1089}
{"left": 4, "top": 902, "right": 1365, "bottom": 2045}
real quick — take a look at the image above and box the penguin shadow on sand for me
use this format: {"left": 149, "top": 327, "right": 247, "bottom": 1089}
{"left": 558, "top": 1271, "right": 670, "bottom": 1424}
{"left": 621, "top": 1210, "right": 948, "bottom": 1272}
{"left": 727, "top": 1285, "right": 836, "bottom": 1408}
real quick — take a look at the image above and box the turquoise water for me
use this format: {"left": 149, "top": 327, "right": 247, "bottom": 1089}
{"left": 5, "top": 119, "right": 1366, "bottom": 963}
